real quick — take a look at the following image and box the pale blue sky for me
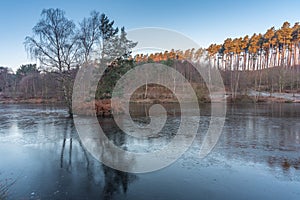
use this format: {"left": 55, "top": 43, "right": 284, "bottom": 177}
{"left": 1, "top": 0, "right": 300, "bottom": 71}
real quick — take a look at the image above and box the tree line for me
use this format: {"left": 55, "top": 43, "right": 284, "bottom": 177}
{"left": 133, "top": 20, "right": 300, "bottom": 72}
{"left": 0, "top": 64, "right": 63, "bottom": 100}
{"left": 206, "top": 21, "right": 300, "bottom": 97}
{"left": 132, "top": 21, "right": 300, "bottom": 98}
{"left": 1, "top": 14, "right": 299, "bottom": 114}
{"left": 207, "top": 21, "right": 300, "bottom": 71}
{"left": 133, "top": 21, "right": 300, "bottom": 71}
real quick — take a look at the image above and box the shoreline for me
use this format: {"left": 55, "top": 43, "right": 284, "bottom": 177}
{"left": 0, "top": 98, "right": 65, "bottom": 105}
{"left": 1, "top": 93, "right": 299, "bottom": 117}
{"left": 1, "top": 93, "right": 299, "bottom": 105}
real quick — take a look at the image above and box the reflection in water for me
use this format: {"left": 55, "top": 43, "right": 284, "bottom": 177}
{"left": 58, "top": 117, "right": 136, "bottom": 200}
{"left": 0, "top": 104, "right": 137, "bottom": 200}
{"left": 60, "top": 119, "right": 90, "bottom": 170}
{"left": 102, "top": 165, "right": 137, "bottom": 200}
{"left": 0, "top": 103, "right": 300, "bottom": 199}
{"left": 216, "top": 103, "right": 300, "bottom": 180}
{"left": 268, "top": 157, "right": 300, "bottom": 171}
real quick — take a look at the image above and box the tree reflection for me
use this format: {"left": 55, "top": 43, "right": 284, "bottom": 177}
{"left": 218, "top": 103, "right": 300, "bottom": 178}
{"left": 101, "top": 165, "right": 137, "bottom": 200}
{"left": 267, "top": 157, "right": 300, "bottom": 171}
{"left": 98, "top": 118, "right": 137, "bottom": 199}
{"left": 60, "top": 120, "right": 79, "bottom": 171}
{"left": 59, "top": 118, "right": 137, "bottom": 199}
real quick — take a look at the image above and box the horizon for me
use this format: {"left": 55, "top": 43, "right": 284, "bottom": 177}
{"left": 1, "top": 0, "right": 300, "bottom": 71}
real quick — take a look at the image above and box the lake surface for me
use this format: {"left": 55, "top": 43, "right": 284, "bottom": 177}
{"left": 0, "top": 103, "right": 300, "bottom": 200}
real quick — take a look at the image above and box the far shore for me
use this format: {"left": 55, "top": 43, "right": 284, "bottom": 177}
{"left": 1, "top": 92, "right": 299, "bottom": 117}
{"left": 1, "top": 92, "right": 300, "bottom": 105}
{"left": 0, "top": 98, "right": 64, "bottom": 105}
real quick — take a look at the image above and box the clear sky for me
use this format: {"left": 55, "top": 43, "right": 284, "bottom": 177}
{"left": 1, "top": 0, "right": 300, "bottom": 71}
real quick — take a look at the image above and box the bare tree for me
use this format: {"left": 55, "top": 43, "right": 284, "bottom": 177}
{"left": 0, "top": 67, "right": 16, "bottom": 97}
{"left": 78, "top": 11, "right": 101, "bottom": 63}
{"left": 25, "top": 8, "right": 81, "bottom": 116}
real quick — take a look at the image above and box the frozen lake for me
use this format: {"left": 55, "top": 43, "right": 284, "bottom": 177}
{"left": 0, "top": 103, "right": 300, "bottom": 199}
